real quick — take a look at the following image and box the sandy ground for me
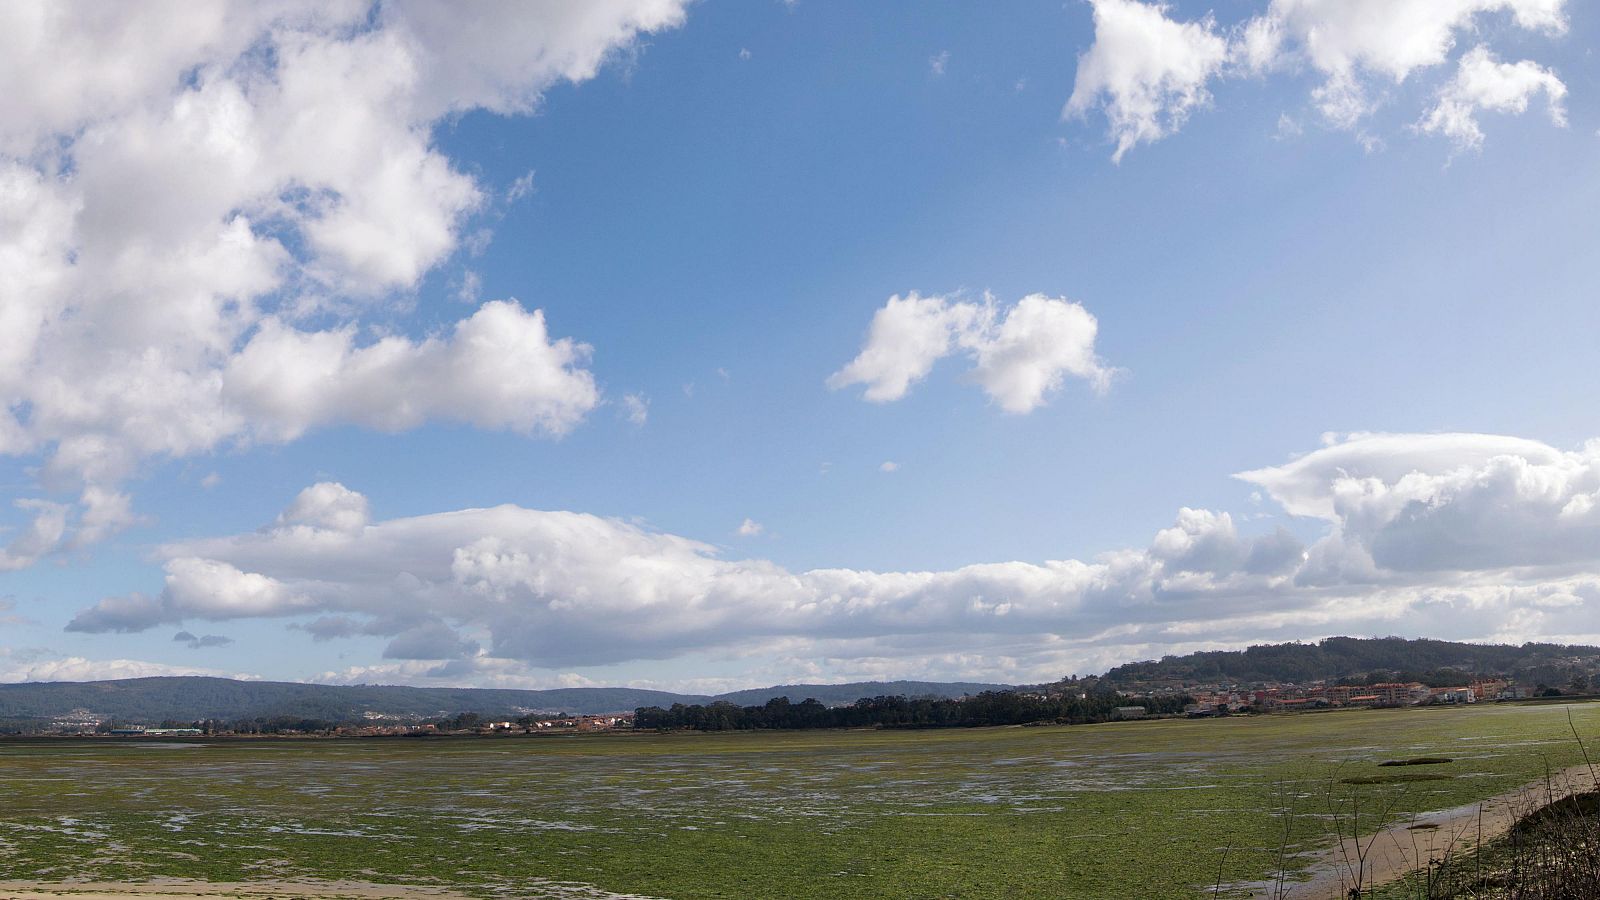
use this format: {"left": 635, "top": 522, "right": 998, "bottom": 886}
{"left": 0, "top": 880, "right": 469, "bottom": 900}
{"left": 1257, "top": 762, "right": 1600, "bottom": 899}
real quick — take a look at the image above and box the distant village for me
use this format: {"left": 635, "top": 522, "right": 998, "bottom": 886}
{"left": 28, "top": 709, "right": 635, "bottom": 737}
{"left": 346, "top": 714, "right": 635, "bottom": 737}
{"left": 1125, "top": 677, "right": 1540, "bottom": 717}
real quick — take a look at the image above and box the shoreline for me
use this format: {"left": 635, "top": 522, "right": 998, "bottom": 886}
{"left": 1247, "top": 762, "right": 1599, "bottom": 899}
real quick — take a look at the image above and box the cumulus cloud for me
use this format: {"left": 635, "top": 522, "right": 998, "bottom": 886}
{"left": 829, "top": 292, "right": 1113, "bottom": 413}
{"left": 969, "top": 294, "right": 1115, "bottom": 412}
{"left": 827, "top": 293, "right": 982, "bottom": 403}
{"left": 737, "top": 518, "right": 764, "bottom": 537}
{"left": 1063, "top": 0, "right": 1230, "bottom": 162}
{"left": 1417, "top": 46, "right": 1567, "bottom": 150}
{"left": 0, "top": 1, "right": 685, "bottom": 562}
{"left": 1261, "top": 0, "right": 1566, "bottom": 128}
{"left": 225, "top": 301, "right": 597, "bottom": 442}
{"left": 277, "top": 482, "right": 371, "bottom": 533}
{"left": 1238, "top": 432, "right": 1600, "bottom": 575}
{"left": 63, "top": 433, "right": 1600, "bottom": 681}
{"left": 1067, "top": 0, "right": 1569, "bottom": 157}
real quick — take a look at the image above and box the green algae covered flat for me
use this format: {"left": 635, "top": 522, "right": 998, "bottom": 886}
{"left": 1, "top": 703, "right": 1597, "bottom": 899}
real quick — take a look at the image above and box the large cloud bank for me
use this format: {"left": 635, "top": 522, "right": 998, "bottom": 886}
{"left": 0, "top": 1, "right": 687, "bottom": 566}
{"left": 1066, "top": 0, "right": 1571, "bottom": 158}
{"left": 66, "top": 432, "right": 1600, "bottom": 683}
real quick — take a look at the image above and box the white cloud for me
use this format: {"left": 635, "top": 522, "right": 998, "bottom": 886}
{"left": 1418, "top": 45, "right": 1567, "bottom": 150}
{"left": 387, "top": 0, "right": 689, "bottom": 119}
{"left": 455, "top": 270, "right": 483, "bottom": 304}
{"left": 879, "top": 461, "right": 899, "bottom": 473}
{"left": 225, "top": 301, "right": 598, "bottom": 442}
{"left": 71, "top": 487, "right": 141, "bottom": 549}
{"left": 0, "top": 1, "right": 686, "bottom": 562}
{"left": 1066, "top": 0, "right": 1569, "bottom": 156}
{"left": 63, "top": 433, "right": 1600, "bottom": 680}
{"left": 1234, "top": 432, "right": 1565, "bottom": 520}
{"left": 1263, "top": 1, "right": 1563, "bottom": 81}
{"left": 829, "top": 292, "right": 1113, "bottom": 413}
{"left": 278, "top": 482, "right": 371, "bottom": 533}
{"left": 1064, "top": 0, "right": 1230, "bottom": 162}
{"left": 827, "top": 293, "right": 983, "bottom": 403}
{"left": 1238, "top": 432, "right": 1600, "bottom": 574}
{"left": 737, "top": 518, "right": 764, "bottom": 537}
{"left": 621, "top": 393, "right": 649, "bottom": 427}
{"left": 0, "top": 500, "right": 69, "bottom": 571}
{"left": 929, "top": 50, "right": 950, "bottom": 77}
{"left": 0, "top": 652, "right": 251, "bottom": 683}
{"left": 969, "top": 294, "right": 1114, "bottom": 412}
{"left": 309, "top": 654, "right": 599, "bottom": 690}
{"left": 1250, "top": 0, "right": 1567, "bottom": 129}
{"left": 505, "top": 170, "right": 536, "bottom": 202}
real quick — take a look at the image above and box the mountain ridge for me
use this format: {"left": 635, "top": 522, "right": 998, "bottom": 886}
{"left": 0, "top": 676, "right": 1009, "bottom": 722}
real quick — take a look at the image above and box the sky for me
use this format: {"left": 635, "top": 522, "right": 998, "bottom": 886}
{"left": 1, "top": 0, "right": 1599, "bottom": 693}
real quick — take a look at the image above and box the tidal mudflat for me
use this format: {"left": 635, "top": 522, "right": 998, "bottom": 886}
{"left": 1, "top": 703, "right": 1595, "bottom": 899}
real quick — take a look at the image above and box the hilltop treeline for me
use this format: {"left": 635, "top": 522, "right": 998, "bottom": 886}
{"left": 635, "top": 691, "right": 1192, "bottom": 731}
{"left": 1101, "top": 637, "right": 1600, "bottom": 687}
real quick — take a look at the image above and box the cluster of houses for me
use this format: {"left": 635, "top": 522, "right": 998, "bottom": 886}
{"left": 338, "top": 714, "right": 633, "bottom": 736}
{"left": 106, "top": 725, "right": 204, "bottom": 735}
{"left": 36, "top": 711, "right": 636, "bottom": 738}
{"left": 484, "top": 715, "right": 632, "bottom": 733}
{"left": 1176, "top": 679, "right": 1534, "bottom": 715}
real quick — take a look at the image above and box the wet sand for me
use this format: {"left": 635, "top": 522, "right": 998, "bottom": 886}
{"left": 1260, "top": 763, "right": 1599, "bottom": 899}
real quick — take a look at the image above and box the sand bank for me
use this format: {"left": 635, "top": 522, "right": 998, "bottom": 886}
{"left": 1257, "top": 762, "right": 1599, "bottom": 899}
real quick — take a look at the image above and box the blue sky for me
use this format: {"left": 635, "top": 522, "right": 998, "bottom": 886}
{"left": 2, "top": 0, "right": 1599, "bottom": 691}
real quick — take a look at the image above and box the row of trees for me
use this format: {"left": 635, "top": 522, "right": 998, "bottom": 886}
{"left": 634, "top": 691, "right": 1192, "bottom": 732}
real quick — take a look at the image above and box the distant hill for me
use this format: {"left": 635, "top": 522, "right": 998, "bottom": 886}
{"left": 1100, "top": 637, "right": 1600, "bottom": 688}
{"left": 0, "top": 677, "right": 707, "bottom": 721}
{"left": 713, "top": 681, "right": 1009, "bottom": 707}
{"left": 0, "top": 676, "right": 1011, "bottom": 724}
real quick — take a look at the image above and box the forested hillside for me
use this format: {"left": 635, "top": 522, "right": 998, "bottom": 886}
{"left": 1100, "top": 637, "right": 1600, "bottom": 687}
{"left": 713, "top": 680, "right": 1008, "bottom": 707}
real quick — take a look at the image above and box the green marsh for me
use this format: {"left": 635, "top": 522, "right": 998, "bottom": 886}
{"left": 1, "top": 703, "right": 1596, "bottom": 898}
